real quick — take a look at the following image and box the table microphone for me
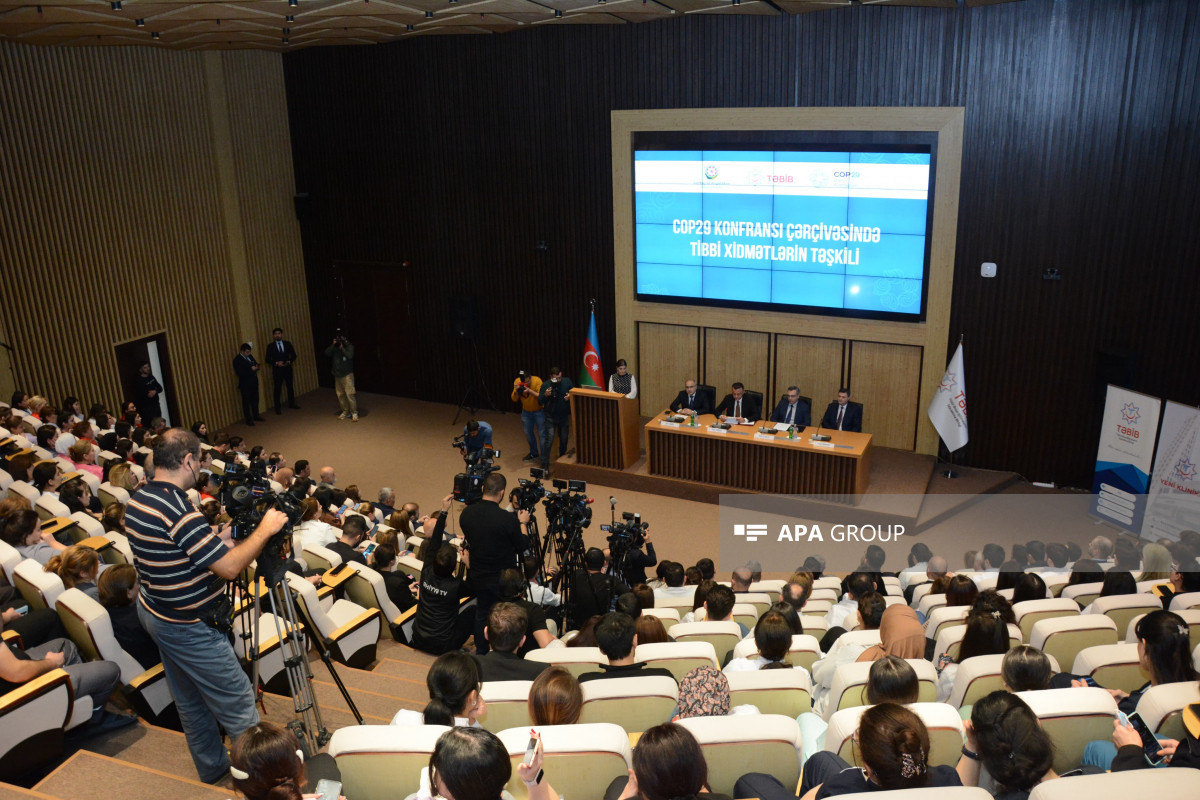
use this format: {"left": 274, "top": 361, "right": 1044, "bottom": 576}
{"left": 810, "top": 421, "right": 831, "bottom": 442}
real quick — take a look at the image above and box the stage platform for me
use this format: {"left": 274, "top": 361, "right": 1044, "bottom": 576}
{"left": 552, "top": 443, "right": 1020, "bottom": 527}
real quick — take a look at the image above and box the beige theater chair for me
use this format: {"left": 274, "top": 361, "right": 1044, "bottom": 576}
{"left": 1125, "top": 608, "right": 1200, "bottom": 651}
{"left": 498, "top": 722, "right": 631, "bottom": 800}
{"left": 1071, "top": 643, "right": 1146, "bottom": 694}
{"left": 97, "top": 481, "right": 129, "bottom": 508}
{"left": 801, "top": 599, "right": 833, "bottom": 616}
{"left": 825, "top": 659, "right": 938, "bottom": 720}
{"left": 1029, "top": 615, "right": 1118, "bottom": 673}
{"left": 35, "top": 495, "right": 71, "bottom": 522}
{"left": 736, "top": 592, "right": 772, "bottom": 618}
{"left": 579, "top": 674, "right": 678, "bottom": 732}
{"left": 1061, "top": 581, "right": 1104, "bottom": 609}
{"left": 1015, "top": 687, "right": 1119, "bottom": 773}
{"left": 6, "top": 480, "right": 40, "bottom": 506}
{"left": 1085, "top": 593, "right": 1162, "bottom": 635}
{"left": 1014, "top": 598, "right": 1080, "bottom": 641}
{"left": 284, "top": 572, "right": 380, "bottom": 669}
{"left": 825, "top": 702, "right": 965, "bottom": 768}
{"left": 669, "top": 621, "right": 742, "bottom": 661}
{"left": 814, "top": 577, "right": 843, "bottom": 592}
{"left": 809, "top": 587, "right": 840, "bottom": 603}
{"left": 674, "top": 714, "right": 801, "bottom": 797}
{"left": 916, "top": 591, "right": 949, "bottom": 619}
{"left": 0, "top": 666, "right": 93, "bottom": 781}
{"left": 1028, "top": 766, "right": 1200, "bottom": 800}
{"left": 1134, "top": 680, "right": 1200, "bottom": 741}
{"left": 730, "top": 633, "right": 823, "bottom": 673}
{"left": 328, "top": 724, "right": 450, "bottom": 800}
{"left": 800, "top": 614, "right": 829, "bottom": 640}
{"left": 945, "top": 652, "right": 1062, "bottom": 710}
{"left": 652, "top": 593, "right": 696, "bottom": 612}
{"left": 477, "top": 680, "right": 533, "bottom": 733}
{"left": 0, "top": 540, "right": 22, "bottom": 583}
{"left": 13, "top": 559, "right": 64, "bottom": 611}
{"left": 300, "top": 543, "right": 342, "bottom": 573}
{"left": 640, "top": 607, "right": 680, "bottom": 634}
{"left": 924, "top": 605, "right": 970, "bottom": 643}
{"left": 53, "top": 587, "right": 177, "bottom": 726}
{"left": 731, "top": 602, "right": 758, "bottom": 632}
{"left": 750, "top": 579, "right": 784, "bottom": 602}
{"left": 1169, "top": 591, "right": 1200, "bottom": 612}
{"left": 339, "top": 562, "right": 408, "bottom": 641}
{"left": 634, "top": 640, "right": 718, "bottom": 682}
{"left": 524, "top": 645, "right": 607, "bottom": 679}
{"left": 726, "top": 666, "right": 812, "bottom": 716}
{"left": 394, "top": 553, "right": 425, "bottom": 583}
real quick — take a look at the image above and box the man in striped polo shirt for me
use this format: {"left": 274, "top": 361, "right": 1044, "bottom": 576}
{"left": 126, "top": 428, "right": 287, "bottom": 784}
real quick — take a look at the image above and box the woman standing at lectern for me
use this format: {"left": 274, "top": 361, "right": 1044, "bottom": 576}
{"left": 608, "top": 359, "right": 638, "bottom": 398}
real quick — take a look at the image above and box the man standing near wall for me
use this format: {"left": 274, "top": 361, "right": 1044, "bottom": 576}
{"left": 325, "top": 332, "right": 357, "bottom": 422}
{"left": 267, "top": 327, "right": 300, "bottom": 415}
{"left": 233, "top": 343, "right": 263, "bottom": 427}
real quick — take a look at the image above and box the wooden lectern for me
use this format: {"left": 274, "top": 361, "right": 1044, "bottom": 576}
{"left": 569, "top": 387, "right": 641, "bottom": 470}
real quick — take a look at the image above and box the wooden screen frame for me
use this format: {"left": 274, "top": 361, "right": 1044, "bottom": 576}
{"left": 612, "top": 107, "right": 963, "bottom": 455}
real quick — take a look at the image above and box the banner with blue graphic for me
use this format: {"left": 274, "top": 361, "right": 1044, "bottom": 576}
{"left": 1091, "top": 385, "right": 1161, "bottom": 533}
{"left": 1141, "top": 401, "right": 1200, "bottom": 543}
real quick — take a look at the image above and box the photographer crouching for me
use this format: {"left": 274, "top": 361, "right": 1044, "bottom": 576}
{"left": 126, "top": 428, "right": 288, "bottom": 784}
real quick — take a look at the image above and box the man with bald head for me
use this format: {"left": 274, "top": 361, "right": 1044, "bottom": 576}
{"left": 731, "top": 566, "right": 753, "bottom": 593}
{"left": 318, "top": 466, "right": 336, "bottom": 490}
{"left": 274, "top": 467, "right": 294, "bottom": 490}
{"left": 669, "top": 379, "right": 712, "bottom": 417}
{"left": 1088, "top": 535, "right": 1114, "bottom": 563}
{"left": 904, "top": 554, "right": 950, "bottom": 604}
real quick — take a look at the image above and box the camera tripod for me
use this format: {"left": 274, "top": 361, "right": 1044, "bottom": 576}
{"left": 452, "top": 338, "right": 501, "bottom": 425}
{"left": 229, "top": 560, "right": 363, "bottom": 756}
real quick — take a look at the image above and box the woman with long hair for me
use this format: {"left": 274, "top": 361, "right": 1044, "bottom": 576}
{"left": 229, "top": 722, "right": 346, "bottom": 800}
{"left": 609, "top": 723, "right": 727, "bottom": 800}
{"left": 391, "top": 651, "right": 486, "bottom": 727}
{"left": 1138, "top": 543, "right": 1174, "bottom": 583}
{"left": 528, "top": 666, "right": 582, "bottom": 726}
{"left": 966, "top": 691, "right": 1058, "bottom": 799}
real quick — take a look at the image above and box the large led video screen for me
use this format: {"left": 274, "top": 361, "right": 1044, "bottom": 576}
{"left": 633, "top": 132, "right": 936, "bottom": 321}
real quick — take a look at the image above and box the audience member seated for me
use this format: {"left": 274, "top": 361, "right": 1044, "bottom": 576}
{"left": 411, "top": 502, "right": 472, "bottom": 656}
{"left": 1011, "top": 572, "right": 1048, "bottom": 605}
{"left": 569, "top": 548, "right": 630, "bottom": 630}
{"left": 578, "top": 612, "right": 676, "bottom": 684}
{"left": 524, "top": 556, "right": 561, "bottom": 611}
{"left": 965, "top": 690, "right": 1086, "bottom": 798}
{"left": 652, "top": 561, "right": 691, "bottom": 603}
{"left": 1068, "top": 558, "right": 1105, "bottom": 586}
{"left": 475, "top": 602, "right": 549, "bottom": 682}
{"left": 1109, "top": 675, "right": 1200, "bottom": 772}
{"left": 2, "top": 507, "right": 66, "bottom": 564}
{"left": 981, "top": 543, "right": 1005, "bottom": 572}
{"left": 567, "top": 615, "right": 601, "bottom": 648}
{"left": 607, "top": 722, "right": 730, "bottom": 800}
{"left": 1138, "top": 543, "right": 1174, "bottom": 583}
{"left": 724, "top": 612, "right": 796, "bottom": 674}
{"left": 229, "top": 721, "right": 344, "bottom": 800}
{"left": 1001, "top": 646, "right": 1052, "bottom": 693}
{"left": 682, "top": 579, "right": 717, "bottom": 624}
{"left": 59, "top": 476, "right": 102, "bottom": 516}
{"left": 730, "top": 565, "right": 753, "bottom": 594}
{"left": 823, "top": 572, "right": 875, "bottom": 646}
{"left": 936, "top": 604, "right": 1014, "bottom": 702}
{"left": 44, "top": 544, "right": 101, "bottom": 600}
{"left": 813, "top": 604, "right": 924, "bottom": 716}
{"left": 1163, "top": 556, "right": 1200, "bottom": 607}
{"left": 1087, "top": 570, "right": 1138, "bottom": 606}
{"left": 97, "top": 563, "right": 160, "bottom": 671}
{"left": 417, "top": 727, "right": 555, "bottom": 800}
{"left": 810, "top": 591, "right": 886, "bottom": 688}
{"left": 1113, "top": 538, "right": 1141, "bottom": 573}
{"left": 528, "top": 666, "right": 582, "bottom": 726}
{"left": 324, "top": 514, "right": 368, "bottom": 567}
{"left": 737, "top": 703, "right": 968, "bottom": 799}
{"left": 392, "top": 651, "right": 486, "bottom": 726}
{"left": 703, "top": 584, "right": 748, "bottom": 637}
{"left": 636, "top": 614, "right": 671, "bottom": 645}
{"left": 497, "top": 568, "right": 554, "bottom": 655}
{"left": 292, "top": 497, "right": 338, "bottom": 552}
{"left": 368, "top": 544, "right": 416, "bottom": 613}
{"left": 904, "top": 556, "right": 949, "bottom": 604}
{"left": 782, "top": 572, "right": 812, "bottom": 611}
{"left": 996, "top": 561, "right": 1027, "bottom": 592}
{"left": 675, "top": 665, "right": 758, "bottom": 721}
{"left": 1089, "top": 536, "right": 1114, "bottom": 563}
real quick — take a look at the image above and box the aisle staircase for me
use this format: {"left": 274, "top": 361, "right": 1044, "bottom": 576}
{"left": 1, "top": 640, "right": 436, "bottom": 798}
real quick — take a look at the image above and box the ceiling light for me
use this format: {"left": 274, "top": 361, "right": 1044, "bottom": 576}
{"left": 151, "top": 31, "right": 160, "bottom": 39}
{"left": 285, "top": 14, "right": 294, "bottom": 21}
{"left": 554, "top": 7, "right": 561, "bottom": 15}
{"left": 110, "top": 1, "right": 121, "bottom": 9}
{"left": 135, "top": 17, "right": 144, "bottom": 25}
{"left": 288, "top": 0, "right": 298, "bottom": 8}
{"left": 425, "top": 9, "right": 433, "bottom": 16}
{"left": 283, "top": 36, "right": 289, "bottom": 43}
{"left": 406, "top": 23, "right": 413, "bottom": 29}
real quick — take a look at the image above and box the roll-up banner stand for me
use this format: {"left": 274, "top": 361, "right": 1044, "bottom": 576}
{"left": 1142, "top": 400, "right": 1200, "bottom": 543}
{"left": 1091, "top": 385, "right": 1161, "bottom": 533}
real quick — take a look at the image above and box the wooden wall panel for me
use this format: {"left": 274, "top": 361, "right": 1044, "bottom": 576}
{"left": 774, "top": 335, "right": 845, "bottom": 413}
{"left": 0, "top": 42, "right": 309, "bottom": 431}
{"left": 703, "top": 329, "right": 769, "bottom": 406}
{"left": 637, "top": 323, "right": 699, "bottom": 418}
{"left": 849, "top": 341, "right": 923, "bottom": 451}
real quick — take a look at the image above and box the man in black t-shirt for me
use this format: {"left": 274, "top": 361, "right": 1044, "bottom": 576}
{"left": 326, "top": 514, "right": 369, "bottom": 567}
{"left": 411, "top": 498, "right": 472, "bottom": 655}
{"left": 497, "top": 568, "right": 553, "bottom": 656}
{"left": 568, "top": 548, "right": 630, "bottom": 631}
{"left": 459, "top": 473, "right": 531, "bottom": 654}
{"left": 577, "top": 612, "right": 676, "bottom": 684}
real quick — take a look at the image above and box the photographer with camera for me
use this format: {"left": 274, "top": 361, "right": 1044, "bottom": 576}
{"left": 511, "top": 370, "right": 545, "bottom": 463}
{"left": 125, "top": 428, "right": 289, "bottom": 784}
{"left": 324, "top": 331, "right": 357, "bottom": 422}
{"left": 538, "top": 367, "right": 573, "bottom": 474}
{"left": 458, "top": 419, "right": 493, "bottom": 460}
{"left": 460, "top": 472, "right": 531, "bottom": 655}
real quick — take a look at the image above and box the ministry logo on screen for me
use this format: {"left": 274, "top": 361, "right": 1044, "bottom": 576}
{"left": 704, "top": 165, "right": 719, "bottom": 180}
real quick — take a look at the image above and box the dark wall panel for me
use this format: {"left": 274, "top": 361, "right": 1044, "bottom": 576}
{"left": 283, "top": 0, "right": 1200, "bottom": 486}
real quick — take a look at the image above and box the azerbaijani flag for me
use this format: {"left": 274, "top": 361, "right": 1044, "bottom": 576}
{"left": 579, "top": 309, "right": 603, "bottom": 388}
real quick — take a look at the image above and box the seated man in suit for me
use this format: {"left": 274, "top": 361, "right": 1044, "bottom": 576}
{"left": 769, "top": 385, "right": 810, "bottom": 428}
{"left": 669, "top": 379, "right": 711, "bottom": 417}
{"left": 715, "top": 382, "right": 760, "bottom": 424}
{"left": 474, "top": 602, "right": 549, "bottom": 682}
{"left": 820, "top": 388, "right": 862, "bottom": 432}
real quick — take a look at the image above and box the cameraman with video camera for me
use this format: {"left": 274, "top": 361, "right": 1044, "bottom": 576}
{"left": 126, "top": 428, "right": 288, "bottom": 784}
{"left": 459, "top": 419, "right": 493, "bottom": 460}
{"left": 611, "top": 522, "right": 656, "bottom": 587}
{"left": 460, "top": 472, "right": 531, "bottom": 655}
{"left": 538, "top": 367, "right": 573, "bottom": 474}
{"left": 324, "top": 330, "right": 357, "bottom": 422}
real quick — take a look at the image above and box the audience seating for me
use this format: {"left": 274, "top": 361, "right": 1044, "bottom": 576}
{"left": 35, "top": 495, "right": 70, "bottom": 522}
{"left": 916, "top": 592, "right": 949, "bottom": 620}
{"left": 0, "top": 668, "right": 87, "bottom": 781}
{"left": 229, "top": 601, "right": 296, "bottom": 695}
{"left": 1070, "top": 643, "right": 1146, "bottom": 694}
{"left": 933, "top": 623, "right": 1022, "bottom": 661}
{"left": 6, "top": 480, "right": 40, "bottom": 506}
{"left": 1125, "top": 608, "right": 1200, "bottom": 651}
{"left": 945, "top": 654, "right": 1006, "bottom": 710}
{"left": 477, "top": 680, "right": 534, "bottom": 733}
{"left": 808, "top": 588, "right": 839, "bottom": 603}
{"left": 1085, "top": 594, "right": 1162, "bottom": 634}
{"left": 1013, "top": 598, "right": 1081, "bottom": 641}
{"left": 340, "top": 562, "right": 407, "bottom": 640}
{"left": 652, "top": 593, "right": 696, "bottom": 611}
{"left": 1016, "top": 686, "right": 1119, "bottom": 773}
{"left": 53, "top": 588, "right": 177, "bottom": 726}
{"left": 641, "top": 607, "right": 680, "bottom": 632}
{"left": 909, "top": 582, "right": 934, "bottom": 607}
{"left": 579, "top": 675, "right": 678, "bottom": 732}
{"left": 725, "top": 667, "right": 812, "bottom": 717}
{"left": 825, "top": 659, "right": 938, "bottom": 721}
{"left": 730, "top": 633, "right": 823, "bottom": 673}
{"left": 924, "top": 605, "right": 970, "bottom": 642}
{"left": 1134, "top": 680, "right": 1200, "bottom": 740}
{"left": 731, "top": 602, "right": 757, "bottom": 632}
{"left": 328, "top": 724, "right": 450, "bottom": 800}
{"left": 825, "top": 702, "right": 965, "bottom": 768}
{"left": 13, "top": 559, "right": 64, "bottom": 611}
{"left": 524, "top": 646, "right": 607, "bottom": 678}
{"left": 498, "top": 723, "right": 631, "bottom": 800}
{"left": 750, "top": 579, "right": 784, "bottom": 602}
{"left": 1041, "top": 574, "right": 1070, "bottom": 597}
{"left": 0, "top": 540, "right": 21, "bottom": 583}
{"left": 96, "top": 482, "right": 129, "bottom": 508}
{"left": 1029, "top": 615, "right": 1118, "bottom": 674}
{"left": 1169, "top": 591, "right": 1200, "bottom": 612}
{"left": 66, "top": 511, "right": 102, "bottom": 544}
{"left": 284, "top": 572, "right": 380, "bottom": 669}
{"left": 674, "top": 714, "right": 801, "bottom": 796}
{"left": 800, "top": 614, "right": 829, "bottom": 640}
{"left": 801, "top": 599, "right": 833, "bottom": 616}
{"left": 1027, "top": 767, "right": 1200, "bottom": 800}
{"left": 814, "top": 577, "right": 842, "bottom": 592}
{"left": 300, "top": 544, "right": 342, "bottom": 573}
{"left": 394, "top": 553, "right": 425, "bottom": 583}
{"left": 1061, "top": 581, "right": 1104, "bottom": 609}
{"left": 881, "top": 576, "right": 901, "bottom": 596}
{"left": 0, "top": 467, "right": 12, "bottom": 499}
{"left": 736, "top": 592, "right": 772, "bottom": 618}
{"left": 827, "top": 628, "right": 880, "bottom": 653}
{"left": 634, "top": 641, "right": 719, "bottom": 682}
{"left": 669, "top": 621, "right": 742, "bottom": 661}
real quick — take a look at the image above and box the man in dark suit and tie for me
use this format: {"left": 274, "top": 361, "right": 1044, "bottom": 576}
{"left": 715, "top": 382, "right": 761, "bottom": 424}
{"left": 770, "top": 385, "right": 811, "bottom": 428}
{"left": 820, "top": 388, "right": 863, "bottom": 433}
{"left": 233, "top": 343, "right": 264, "bottom": 427}
{"left": 267, "top": 327, "right": 300, "bottom": 414}
{"left": 669, "top": 378, "right": 712, "bottom": 417}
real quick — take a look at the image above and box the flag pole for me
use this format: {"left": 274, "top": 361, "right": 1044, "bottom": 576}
{"left": 942, "top": 333, "right": 964, "bottom": 479}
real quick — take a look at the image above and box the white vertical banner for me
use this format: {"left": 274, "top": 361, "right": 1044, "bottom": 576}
{"left": 1090, "top": 385, "right": 1160, "bottom": 533}
{"left": 1141, "top": 401, "right": 1200, "bottom": 542}
{"left": 928, "top": 343, "right": 968, "bottom": 452}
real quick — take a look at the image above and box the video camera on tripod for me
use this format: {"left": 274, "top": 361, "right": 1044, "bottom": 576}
{"left": 512, "top": 466, "right": 547, "bottom": 512}
{"left": 543, "top": 478, "right": 592, "bottom": 532}
{"left": 603, "top": 510, "right": 649, "bottom": 580}
{"left": 451, "top": 436, "right": 501, "bottom": 504}
{"left": 220, "top": 461, "right": 304, "bottom": 585}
